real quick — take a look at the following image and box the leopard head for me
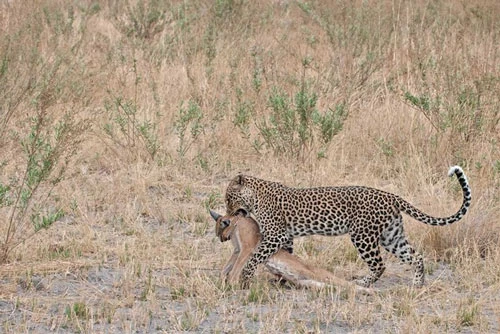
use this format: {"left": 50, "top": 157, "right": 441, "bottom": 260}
{"left": 225, "top": 175, "right": 256, "bottom": 215}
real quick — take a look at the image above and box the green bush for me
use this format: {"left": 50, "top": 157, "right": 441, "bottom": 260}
{"left": 256, "top": 86, "right": 348, "bottom": 160}
{"left": 174, "top": 99, "right": 204, "bottom": 157}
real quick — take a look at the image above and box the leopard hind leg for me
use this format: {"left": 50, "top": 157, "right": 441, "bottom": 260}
{"left": 381, "top": 214, "right": 425, "bottom": 287}
{"left": 350, "top": 232, "right": 386, "bottom": 287}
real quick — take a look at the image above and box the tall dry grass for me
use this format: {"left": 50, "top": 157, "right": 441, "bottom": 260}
{"left": 1, "top": 0, "right": 499, "bottom": 332}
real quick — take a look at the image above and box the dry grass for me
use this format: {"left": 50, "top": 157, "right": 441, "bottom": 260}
{"left": 1, "top": 0, "right": 499, "bottom": 332}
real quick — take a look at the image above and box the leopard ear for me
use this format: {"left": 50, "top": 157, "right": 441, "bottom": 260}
{"left": 231, "top": 174, "right": 246, "bottom": 188}
{"left": 235, "top": 174, "right": 245, "bottom": 185}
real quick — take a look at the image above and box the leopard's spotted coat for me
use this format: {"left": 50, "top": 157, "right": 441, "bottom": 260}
{"left": 225, "top": 166, "right": 471, "bottom": 287}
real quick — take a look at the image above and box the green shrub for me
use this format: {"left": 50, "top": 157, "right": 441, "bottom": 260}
{"left": 256, "top": 86, "right": 348, "bottom": 160}
{"left": 1, "top": 110, "right": 86, "bottom": 263}
{"left": 174, "top": 99, "right": 204, "bottom": 157}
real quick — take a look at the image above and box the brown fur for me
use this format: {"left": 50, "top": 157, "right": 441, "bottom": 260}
{"left": 212, "top": 210, "right": 371, "bottom": 293}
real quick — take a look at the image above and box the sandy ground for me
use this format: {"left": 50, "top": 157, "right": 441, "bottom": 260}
{"left": 1, "top": 213, "right": 498, "bottom": 333}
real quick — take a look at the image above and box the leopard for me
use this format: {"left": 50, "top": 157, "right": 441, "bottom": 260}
{"left": 224, "top": 166, "right": 471, "bottom": 288}
{"left": 209, "top": 209, "right": 371, "bottom": 293}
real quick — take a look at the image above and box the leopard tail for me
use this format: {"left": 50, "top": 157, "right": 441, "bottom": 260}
{"left": 396, "top": 166, "right": 471, "bottom": 226}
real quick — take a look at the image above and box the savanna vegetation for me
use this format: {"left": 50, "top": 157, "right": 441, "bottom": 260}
{"left": 1, "top": 0, "right": 499, "bottom": 332}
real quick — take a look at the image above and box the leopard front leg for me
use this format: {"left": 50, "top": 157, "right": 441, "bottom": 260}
{"left": 240, "top": 227, "right": 288, "bottom": 288}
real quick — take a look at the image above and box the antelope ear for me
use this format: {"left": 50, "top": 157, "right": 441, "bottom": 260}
{"left": 234, "top": 208, "right": 248, "bottom": 217}
{"left": 209, "top": 210, "right": 222, "bottom": 222}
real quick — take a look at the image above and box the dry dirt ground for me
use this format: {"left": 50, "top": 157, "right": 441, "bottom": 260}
{"left": 1, "top": 176, "right": 499, "bottom": 333}
{"left": 3, "top": 261, "right": 492, "bottom": 333}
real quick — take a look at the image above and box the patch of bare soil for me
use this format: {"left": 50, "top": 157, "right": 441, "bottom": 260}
{"left": 1, "top": 218, "right": 499, "bottom": 333}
